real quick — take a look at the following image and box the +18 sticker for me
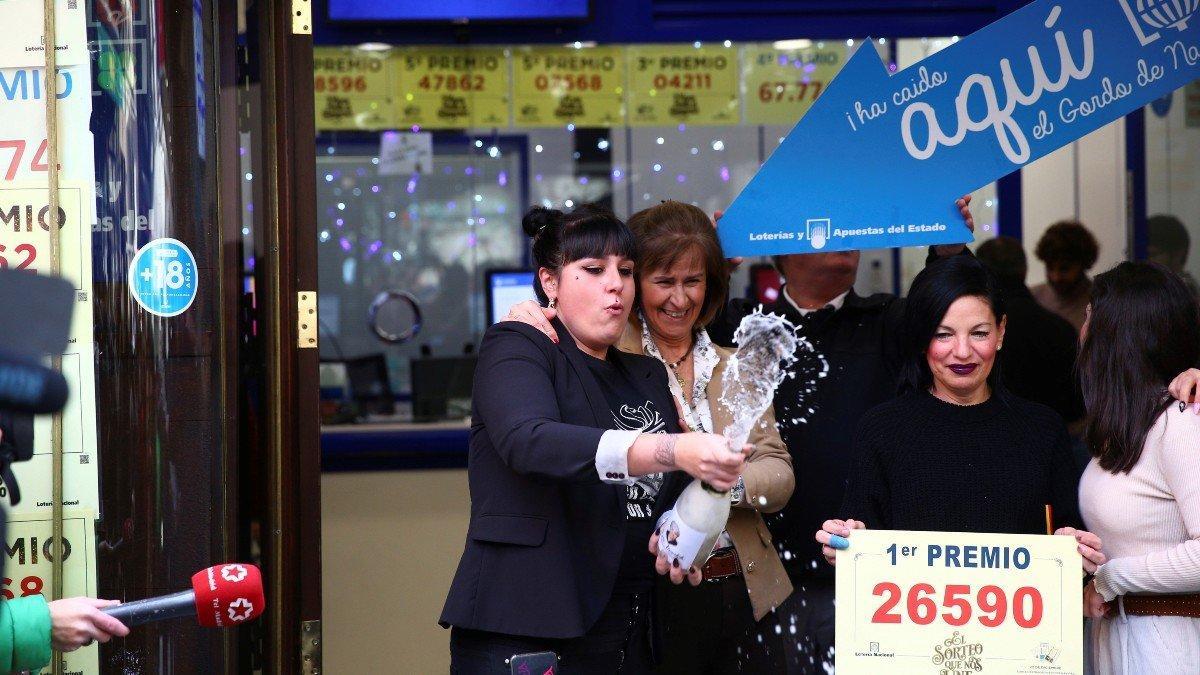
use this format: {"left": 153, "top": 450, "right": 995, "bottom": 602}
{"left": 127, "top": 238, "right": 198, "bottom": 317}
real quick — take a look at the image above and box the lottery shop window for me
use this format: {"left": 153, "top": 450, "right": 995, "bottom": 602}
{"left": 315, "top": 131, "right": 533, "bottom": 423}
{"left": 1142, "top": 89, "right": 1200, "bottom": 295}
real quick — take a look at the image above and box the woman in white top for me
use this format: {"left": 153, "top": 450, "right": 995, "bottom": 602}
{"left": 1077, "top": 261, "right": 1200, "bottom": 675}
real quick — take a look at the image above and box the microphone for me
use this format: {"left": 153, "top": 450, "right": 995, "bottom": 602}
{"left": 103, "top": 563, "right": 265, "bottom": 628}
{"left": 0, "top": 349, "right": 69, "bottom": 414}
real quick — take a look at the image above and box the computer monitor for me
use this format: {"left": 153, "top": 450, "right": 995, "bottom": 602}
{"left": 342, "top": 354, "right": 396, "bottom": 416}
{"left": 410, "top": 356, "right": 477, "bottom": 421}
{"left": 485, "top": 269, "right": 537, "bottom": 325}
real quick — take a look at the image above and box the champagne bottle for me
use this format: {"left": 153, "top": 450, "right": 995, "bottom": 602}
{"left": 657, "top": 480, "right": 731, "bottom": 570}
{"left": 658, "top": 311, "right": 800, "bottom": 570}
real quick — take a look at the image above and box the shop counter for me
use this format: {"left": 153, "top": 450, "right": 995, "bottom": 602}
{"left": 321, "top": 419, "right": 470, "bottom": 471}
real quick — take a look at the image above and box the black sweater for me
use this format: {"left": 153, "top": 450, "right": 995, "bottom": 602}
{"left": 841, "top": 390, "right": 1082, "bottom": 535}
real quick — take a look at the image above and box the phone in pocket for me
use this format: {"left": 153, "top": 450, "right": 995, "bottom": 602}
{"left": 509, "top": 650, "right": 558, "bottom": 675}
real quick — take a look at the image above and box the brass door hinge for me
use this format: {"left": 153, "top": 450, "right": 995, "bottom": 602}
{"left": 298, "top": 292, "right": 318, "bottom": 348}
{"left": 292, "top": 0, "right": 312, "bottom": 34}
{"left": 301, "top": 620, "right": 322, "bottom": 674}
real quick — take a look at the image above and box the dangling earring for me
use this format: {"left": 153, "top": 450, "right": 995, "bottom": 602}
{"left": 548, "top": 297, "right": 557, "bottom": 309}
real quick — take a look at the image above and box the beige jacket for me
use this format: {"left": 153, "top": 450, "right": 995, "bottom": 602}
{"left": 618, "top": 323, "right": 795, "bottom": 620}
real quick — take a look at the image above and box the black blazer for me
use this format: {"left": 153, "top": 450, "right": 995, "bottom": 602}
{"left": 440, "top": 319, "right": 686, "bottom": 639}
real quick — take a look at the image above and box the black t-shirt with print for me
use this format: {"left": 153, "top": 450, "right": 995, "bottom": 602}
{"left": 584, "top": 353, "right": 667, "bottom": 595}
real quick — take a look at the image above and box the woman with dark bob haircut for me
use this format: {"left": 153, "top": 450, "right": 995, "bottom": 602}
{"left": 1077, "top": 263, "right": 1200, "bottom": 674}
{"left": 815, "top": 256, "right": 1104, "bottom": 574}
{"left": 440, "top": 204, "right": 750, "bottom": 673}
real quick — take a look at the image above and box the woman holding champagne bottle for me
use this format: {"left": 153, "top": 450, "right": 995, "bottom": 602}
{"left": 441, "top": 203, "right": 749, "bottom": 674}
{"left": 506, "top": 201, "right": 795, "bottom": 672}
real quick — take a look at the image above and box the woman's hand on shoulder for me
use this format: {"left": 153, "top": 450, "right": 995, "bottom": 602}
{"left": 672, "top": 433, "right": 747, "bottom": 491}
{"left": 648, "top": 530, "right": 703, "bottom": 586}
{"left": 815, "top": 519, "right": 866, "bottom": 566}
{"left": 1169, "top": 368, "right": 1200, "bottom": 414}
{"left": 1055, "top": 527, "right": 1105, "bottom": 574}
{"left": 502, "top": 300, "right": 558, "bottom": 343}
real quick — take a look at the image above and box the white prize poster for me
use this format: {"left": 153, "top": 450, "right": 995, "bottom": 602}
{"left": 0, "top": 183, "right": 100, "bottom": 518}
{"left": 0, "top": 0, "right": 98, "bottom": 526}
{"left": 6, "top": 509, "right": 100, "bottom": 674}
{"left": 0, "top": 0, "right": 89, "bottom": 68}
{"left": 0, "top": 5, "right": 100, "bottom": 674}
{"left": 836, "top": 529, "right": 1084, "bottom": 675}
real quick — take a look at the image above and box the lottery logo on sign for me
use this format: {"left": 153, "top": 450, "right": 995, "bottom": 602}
{"left": 127, "top": 238, "right": 198, "bottom": 317}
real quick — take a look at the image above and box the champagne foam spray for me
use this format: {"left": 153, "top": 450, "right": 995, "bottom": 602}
{"left": 719, "top": 310, "right": 803, "bottom": 450}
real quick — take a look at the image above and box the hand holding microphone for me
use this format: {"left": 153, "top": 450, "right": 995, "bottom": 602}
{"left": 102, "top": 563, "right": 265, "bottom": 628}
{"left": 49, "top": 598, "right": 130, "bottom": 652}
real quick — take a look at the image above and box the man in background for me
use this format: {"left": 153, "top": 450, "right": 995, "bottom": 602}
{"left": 976, "top": 237, "right": 1086, "bottom": 455}
{"left": 708, "top": 200, "right": 974, "bottom": 674}
{"left": 1031, "top": 220, "right": 1100, "bottom": 332}
{"left": 1148, "top": 214, "right": 1200, "bottom": 300}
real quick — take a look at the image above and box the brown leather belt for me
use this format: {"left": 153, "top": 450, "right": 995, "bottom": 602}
{"left": 701, "top": 547, "right": 742, "bottom": 582}
{"left": 1115, "top": 593, "right": 1200, "bottom": 617}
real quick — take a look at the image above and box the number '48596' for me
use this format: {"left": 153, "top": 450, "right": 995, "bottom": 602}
{"left": 871, "top": 582, "right": 1043, "bottom": 628}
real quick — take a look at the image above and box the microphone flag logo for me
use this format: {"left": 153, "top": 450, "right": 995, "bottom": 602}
{"left": 221, "top": 564, "right": 248, "bottom": 583}
{"left": 227, "top": 598, "right": 254, "bottom": 622}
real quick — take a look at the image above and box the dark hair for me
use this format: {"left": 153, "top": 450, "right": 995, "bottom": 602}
{"left": 627, "top": 201, "right": 730, "bottom": 328}
{"left": 1148, "top": 214, "right": 1191, "bottom": 257}
{"left": 522, "top": 203, "right": 639, "bottom": 304}
{"left": 1078, "top": 262, "right": 1200, "bottom": 473}
{"left": 898, "top": 256, "right": 1007, "bottom": 394}
{"left": 976, "top": 236, "right": 1028, "bottom": 285}
{"left": 1035, "top": 220, "right": 1099, "bottom": 269}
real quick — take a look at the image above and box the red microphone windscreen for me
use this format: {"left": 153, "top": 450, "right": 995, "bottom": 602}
{"left": 191, "top": 563, "right": 266, "bottom": 628}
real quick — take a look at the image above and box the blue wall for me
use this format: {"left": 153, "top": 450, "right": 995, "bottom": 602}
{"left": 315, "top": 0, "right": 1034, "bottom": 46}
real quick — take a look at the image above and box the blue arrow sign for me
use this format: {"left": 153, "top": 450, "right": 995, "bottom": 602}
{"left": 718, "top": 0, "right": 1200, "bottom": 257}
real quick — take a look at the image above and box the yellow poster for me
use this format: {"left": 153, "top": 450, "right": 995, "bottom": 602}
{"left": 314, "top": 47, "right": 394, "bottom": 131}
{"left": 742, "top": 42, "right": 846, "bottom": 125}
{"left": 393, "top": 47, "right": 510, "bottom": 129}
{"left": 7, "top": 509, "right": 100, "bottom": 674}
{"left": 513, "top": 46, "right": 625, "bottom": 128}
{"left": 836, "top": 529, "right": 1083, "bottom": 675}
{"left": 626, "top": 44, "right": 739, "bottom": 127}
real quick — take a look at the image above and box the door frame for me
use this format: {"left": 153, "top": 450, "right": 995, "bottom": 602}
{"left": 241, "top": 0, "right": 322, "bottom": 671}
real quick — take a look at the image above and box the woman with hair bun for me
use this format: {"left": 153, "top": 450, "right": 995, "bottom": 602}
{"left": 504, "top": 200, "right": 795, "bottom": 671}
{"left": 440, "top": 204, "right": 751, "bottom": 673}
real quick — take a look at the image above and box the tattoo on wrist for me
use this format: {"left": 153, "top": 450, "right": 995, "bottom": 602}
{"left": 655, "top": 435, "right": 677, "bottom": 468}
